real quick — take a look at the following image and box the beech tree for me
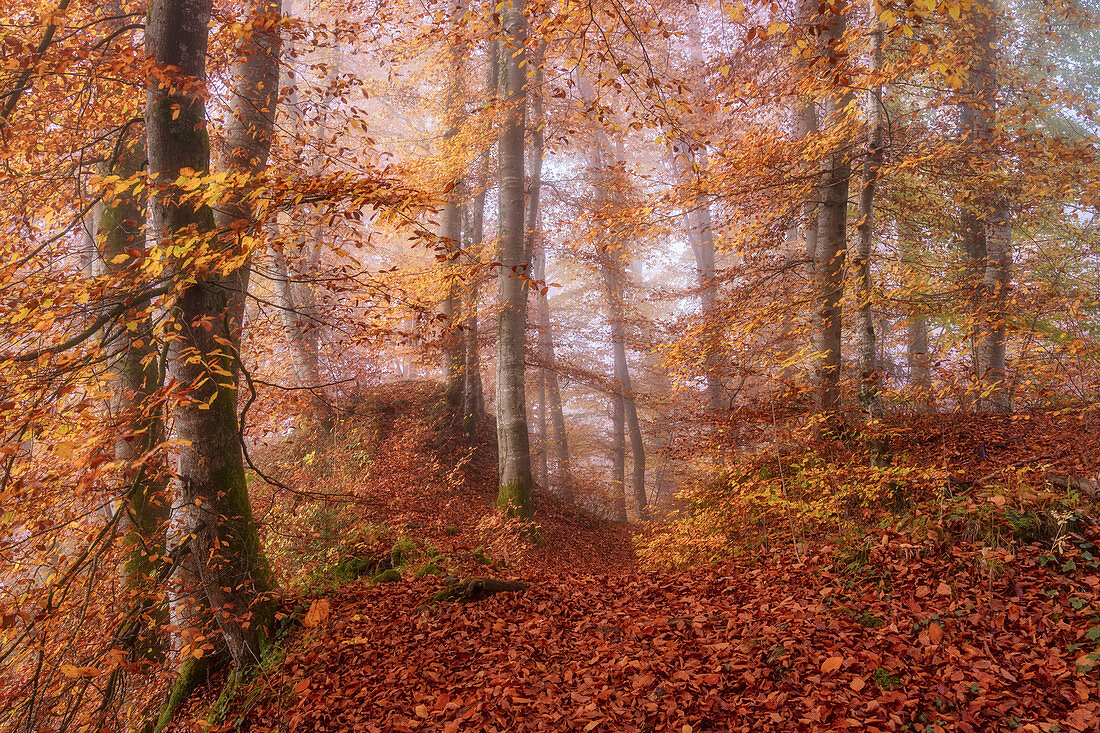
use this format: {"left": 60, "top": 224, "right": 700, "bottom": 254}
{"left": 146, "top": 0, "right": 279, "bottom": 675}
{"left": 494, "top": 0, "right": 534, "bottom": 516}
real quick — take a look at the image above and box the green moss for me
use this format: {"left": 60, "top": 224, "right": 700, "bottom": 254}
{"left": 371, "top": 568, "right": 402, "bottom": 584}
{"left": 148, "top": 654, "right": 215, "bottom": 733}
{"left": 472, "top": 546, "right": 493, "bottom": 565}
{"left": 872, "top": 667, "right": 902, "bottom": 691}
{"left": 390, "top": 538, "right": 417, "bottom": 568}
{"left": 415, "top": 563, "right": 444, "bottom": 577}
{"left": 496, "top": 478, "right": 533, "bottom": 518}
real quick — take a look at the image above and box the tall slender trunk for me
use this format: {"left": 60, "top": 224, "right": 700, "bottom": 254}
{"left": 525, "top": 37, "right": 548, "bottom": 489}
{"left": 440, "top": 0, "right": 467, "bottom": 407}
{"left": 495, "top": 0, "right": 534, "bottom": 515}
{"left": 531, "top": 233, "right": 572, "bottom": 500}
{"left": 854, "top": 0, "right": 885, "bottom": 424}
{"left": 601, "top": 259, "right": 646, "bottom": 516}
{"left": 665, "top": 139, "right": 722, "bottom": 411}
{"left": 269, "top": 225, "right": 333, "bottom": 429}
{"left": 959, "top": 0, "right": 1010, "bottom": 412}
{"left": 462, "top": 188, "right": 486, "bottom": 439}
{"left": 813, "top": 4, "right": 852, "bottom": 427}
{"left": 611, "top": 396, "right": 627, "bottom": 522}
{"left": 797, "top": 0, "right": 820, "bottom": 308}
{"left": 147, "top": 0, "right": 279, "bottom": 668}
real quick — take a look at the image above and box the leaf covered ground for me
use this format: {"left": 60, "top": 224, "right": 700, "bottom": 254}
{"left": 175, "top": 385, "right": 1100, "bottom": 732}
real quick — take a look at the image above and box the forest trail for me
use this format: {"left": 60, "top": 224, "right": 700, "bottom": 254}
{"left": 168, "top": 384, "right": 1100, "bottom": 732}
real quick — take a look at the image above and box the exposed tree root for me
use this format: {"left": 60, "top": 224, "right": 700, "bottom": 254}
{"left": 430, "top": 577, "right": 529, "bottom": 604}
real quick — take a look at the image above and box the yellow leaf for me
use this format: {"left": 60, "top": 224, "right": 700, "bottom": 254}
{"left": 880, "top": 9, "right": 897, "bottom": 25}
{"left": 948, "top": 4, "right": 961, "bottom": 20}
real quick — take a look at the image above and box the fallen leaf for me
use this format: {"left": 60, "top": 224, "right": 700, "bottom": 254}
{"left": 928, "top": 622, "right": 944, "bottom": 644}
{"left": 821, "top": 656, "right": 844, "bottom": 674}
{"left": 304, "top": 598, "right": 331, "bottom": 629}
{"left": 293, "top": 679, "right": 310, "bottom": 694}
{"left": 850, "top": 676, "right": 866, "bottom": 691}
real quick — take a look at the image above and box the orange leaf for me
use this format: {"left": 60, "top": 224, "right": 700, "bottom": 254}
{"left": 927, "top": 622, "right": 944, "bottom": 644}
{"left": 821, "top": 656, "right": 844, "bottom": 674}
{"left": 850, "top": 676, "right": 866, "bottom": 691}
{"left": 293, "top": 679, "right": 310, "bottom": 694}
{"left": 303, "top": 598, "right": 331, "bottom": 629}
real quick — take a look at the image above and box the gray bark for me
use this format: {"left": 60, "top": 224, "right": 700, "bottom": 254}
{"left": 813, "top": 5, "right": 852, "bottom": 426}
{"left": 854, "top": 0, "right": 885, "bottom": 423}
{"left": 147, "top": 0, "right": 279, "bottom": 668}
{"left": 440, "top": 0, "right": 467, "bottom": 407}
{"left": 494, "top": 1, "right": 534, "bottom": 515}
{"left": 959, "top": 0, "right": 1011, "bottom": 412}
{"left": 531, "top": 236, "right": 573, "bottom": 501}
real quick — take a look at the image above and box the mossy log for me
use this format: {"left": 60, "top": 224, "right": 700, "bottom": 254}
{"left": 430, "top": 577, "right": 529, "bottom": 604}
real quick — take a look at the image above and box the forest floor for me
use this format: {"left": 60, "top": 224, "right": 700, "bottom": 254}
{"left": 173, "top": 383, "right": 1100, "bottom": 732}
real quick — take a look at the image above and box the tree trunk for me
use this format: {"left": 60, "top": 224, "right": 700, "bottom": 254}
{"left": 440, "top": 0, "right": 467, "bottom": 408}
{"left": 611, "top": 396, "right": 627, "bottom": 522}
{"left": 531, "top": 232, "right": 572, "bottom": 501}
{"left": 813, "top": 5, "right": 851, "bottom": 428}
{"left": 494, "top": 0, "right": 534, "bottom": 516}
{"left": 462, "top": 191, "right": 486, "bottom": 440}
{"left": 959, "top": 0, "right": 1010, "bottom": 413}
{"left": 92, "top": 119, "right": 169, "bottom": 661}
{"left": 269, "top": 226, "right": 333, "bottom": 430}
{"left": 147, "top": 0, "right": 279, "bottom": 668}
{"left": 854, "top": 0, "right": 885, "bottom": 425}
{"left": 665, "top": 139, "right": 722, "bottom": 412}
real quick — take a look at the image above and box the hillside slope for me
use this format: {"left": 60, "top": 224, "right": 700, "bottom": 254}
{"left": 173, "top": 387, "right": 1100, "bottom": 732}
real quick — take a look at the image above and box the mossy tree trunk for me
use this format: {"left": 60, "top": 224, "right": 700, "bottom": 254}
{"left": 146, "top": 0, "right": 280, "bottom": 669}
{"left": 89, "top": 117, "right": 170, "bottom": 662}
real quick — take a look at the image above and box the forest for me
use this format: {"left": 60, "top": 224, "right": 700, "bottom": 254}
{"left": 1, "top": 0, "right": 1099, "bottom": 729}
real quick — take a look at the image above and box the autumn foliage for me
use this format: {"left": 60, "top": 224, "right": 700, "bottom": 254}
{"left": 2, "top": 0, "right": 1100, "bottom": 730}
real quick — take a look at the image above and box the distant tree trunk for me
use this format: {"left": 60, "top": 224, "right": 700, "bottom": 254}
{"left": 462, "top": 188, "right": 486, "bottom": 439}
{"left": 813, "top": 4, "right": 851, "bottom": 428}
{"left": 440, "top": 0, "right": 467, "bottom": 408}
{"left": 494, "top": 0, "right": 534, "bottom": 516}
{"left": 526, "top": 37, "right": 548, "bottom": 487}
{"left": 611, "top": 396, "right": 627, "bottom": 522}
{"left": 91, "top": 119, "right": 169, "bottom": 661}
{"left": 270, "top": 57, "right": 336, "bottom": 431}
{"left": 535, "top": 353, "right": 548, "bottom": 487}
{"left": 600, "top": 257, "right": 647, "bottom": 517}
{"left": 854, "top": 0, "right": 885, "bottom": 429}
{"left": 269, "top": 226, "right": 333, "bottom": 430}
{"left": 460, "top": 38, "right": 498, "bottom": 441}
{"left": 665, "top": 139, "right": 722, "bottom": 412}
{"left": 147, "top": 0, "right": 279, "bottom": 668}
{"left": 531, "top": 235, "right": 572, "bottom": 501}
{"left": 440, "top": 197, "right": 465, "bottom": 407}
{"left": 900, "top": 224, "right": 932, "bottom": 409}
{"left": 959, "top": 0, "right": 1010, "bottom": 413}
{"left": 797, "top": 0, "right": 820, "bottom": 335}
